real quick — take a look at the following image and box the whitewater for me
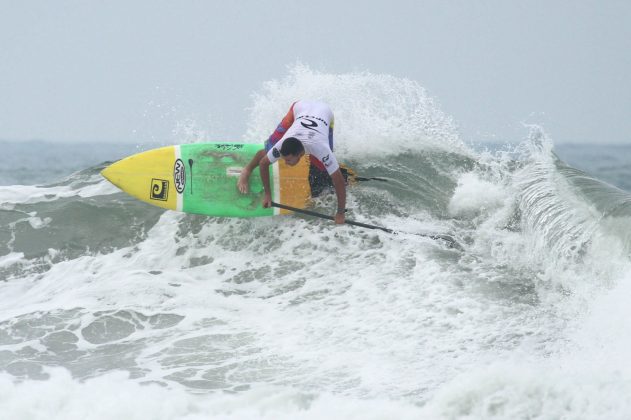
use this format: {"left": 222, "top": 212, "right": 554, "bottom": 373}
{"left": 1, "top": 66, "right": 631, "bottom": 419}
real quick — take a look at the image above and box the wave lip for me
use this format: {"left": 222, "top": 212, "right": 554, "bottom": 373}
{"left": 244, "top": 63, "right": 471, "bottom": 160}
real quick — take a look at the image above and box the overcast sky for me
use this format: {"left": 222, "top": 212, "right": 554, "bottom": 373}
{"left": 1, "top": 0, "right": 629, "bottom": 145}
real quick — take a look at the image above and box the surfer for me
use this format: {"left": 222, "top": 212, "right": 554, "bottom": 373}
{"left": 238, "top": 100, "right": 346, "bottom": 224}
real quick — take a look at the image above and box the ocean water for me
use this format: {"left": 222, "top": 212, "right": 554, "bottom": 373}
{"left": 1, "top": 67, "right": 631, "bottom": 419}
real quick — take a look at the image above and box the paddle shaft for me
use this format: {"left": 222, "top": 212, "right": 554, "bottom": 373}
{"left": 271, "top": 201, "right": 394, "bottom": 233}
{"left": 270, "top": 201, "right": 461, "bottom": 249}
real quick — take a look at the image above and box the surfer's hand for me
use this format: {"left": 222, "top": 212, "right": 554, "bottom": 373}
{"left": 334, "top": 212, "right": 345, "bottom": 225}
{"left": 237, "top": 169, "right": 251, "bottom": 194}
{"left": 262, "top": 194, "right": 272, "bottom": 208}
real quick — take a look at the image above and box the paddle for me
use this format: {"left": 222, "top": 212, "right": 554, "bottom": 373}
{"left": 354, "top": 176, "right": 389, "bottom": 182}
{"left": 271, "top": 201, "right": 461, "bottom": 249}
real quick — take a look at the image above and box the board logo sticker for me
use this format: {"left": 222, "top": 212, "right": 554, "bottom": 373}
{"left": 150, "top": 178, "right": 169, "bottom": 201}
{"left": 174, "top": 159, "right": 186, "bottom": 194}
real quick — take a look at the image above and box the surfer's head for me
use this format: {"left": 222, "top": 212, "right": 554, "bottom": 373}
{"left": 280, "top": 137, "right": 305, "bottom": 166}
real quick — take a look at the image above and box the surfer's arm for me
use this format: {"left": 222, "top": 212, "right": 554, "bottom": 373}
{"left": 245, "top": 149, "right": 267, "bottom": 172}
{"left": 259, "top": 155, "right": 273, "bottom": 208}
{"left": 331, "top": 169, "right": 346, "bottom": 224}
{"left": 240, "top": 103, "right": 296, "bottom": 195}
{"left": 238, "top": 149, "right": 267, "bottom": 194}
{"left": 267, "top": 102, "right": 296, "bottom": 144}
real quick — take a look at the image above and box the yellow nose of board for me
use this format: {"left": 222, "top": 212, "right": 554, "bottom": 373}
{"left": 101, "top": 146, "right": 178, "bottom": 211}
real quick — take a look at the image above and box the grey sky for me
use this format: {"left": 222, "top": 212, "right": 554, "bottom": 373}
{"left": 1, "top": 0, "right": 629, "bottom": 145}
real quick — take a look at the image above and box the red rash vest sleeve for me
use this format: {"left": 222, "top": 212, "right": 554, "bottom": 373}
{"left": 267, "top": 102, "right": 296, "bottom": 145}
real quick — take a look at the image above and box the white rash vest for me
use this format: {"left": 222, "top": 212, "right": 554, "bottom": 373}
{"left": 266, "top": 100, "right": 339, "bottom": 175}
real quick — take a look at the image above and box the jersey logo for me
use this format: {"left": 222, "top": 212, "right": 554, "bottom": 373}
{"left": 300, "top": 118, "right": 320, "bottom": 132}
{"left": 272, "top": 148, "right": 281, "bottom": 158}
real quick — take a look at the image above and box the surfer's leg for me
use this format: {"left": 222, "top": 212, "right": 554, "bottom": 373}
{"left": 308, "top": 117, "right": 336, "bottom": 196}
{"left": 308, "top": 164, "right": 331, "bottom": 197}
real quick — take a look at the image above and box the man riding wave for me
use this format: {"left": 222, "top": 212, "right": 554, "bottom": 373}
{"left": 237, "top": 100, "right": 346, "bottom": 224}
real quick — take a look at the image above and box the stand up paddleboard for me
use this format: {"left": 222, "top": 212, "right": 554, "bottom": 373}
{"left": 101, "top": 143, "right": 462, "bottom": 248}
{"left": 101, "top": 143, "right": 312, "bottom": 217}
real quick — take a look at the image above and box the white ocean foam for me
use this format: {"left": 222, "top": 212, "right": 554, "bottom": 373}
{"left": 562, "top": 268, "right": 631, "bottom": 374}
{"left": 0, "top": 176, "right": 119, "bottom": 205}
{"left": 0, "top": 206, "right": 522, "bottom": 402}
{"left": 420, "top": 361, "right": 631, "bottom": 419}
{"left": 0, "top": 252, "right": 24, "bottom": 269}
{"left": 0, "top": 368, "right": 425, "bottom": 420}
{"left": 27, "top": 216, "right": 52, "bottom": 229}
{"left": 448, "top": 172, "right": 509, "bottom": 218}
{"left": 425, "top": 262, "right": 631, "bottom": 419}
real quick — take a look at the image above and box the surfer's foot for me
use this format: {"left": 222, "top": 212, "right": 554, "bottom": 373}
{"left": 237, "top": 169, "right": 251, "bottom": 193}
